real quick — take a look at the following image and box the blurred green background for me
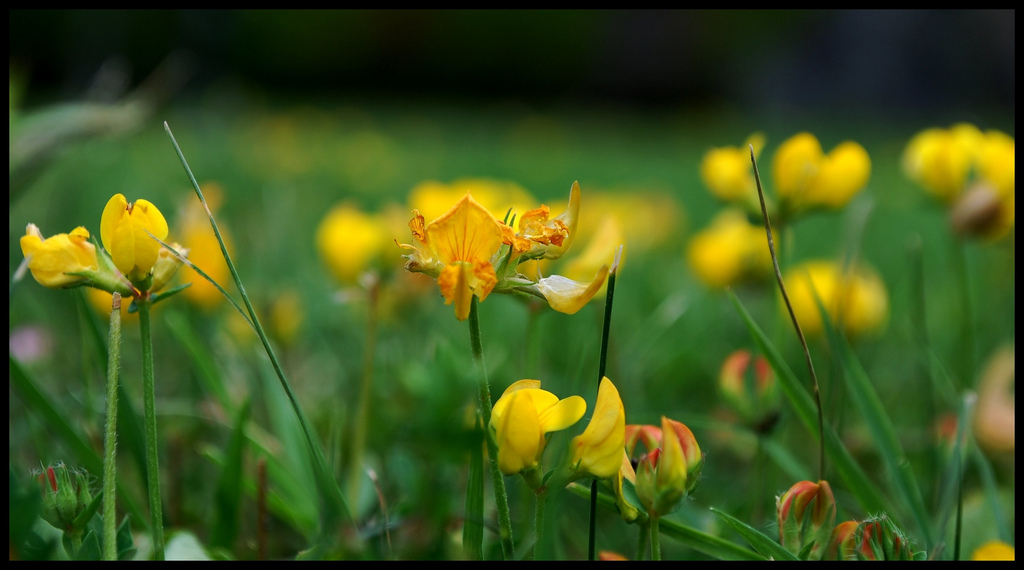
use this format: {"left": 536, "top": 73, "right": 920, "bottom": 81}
{"left": 9, "top": 9, "right": 1014, "bottom": 560}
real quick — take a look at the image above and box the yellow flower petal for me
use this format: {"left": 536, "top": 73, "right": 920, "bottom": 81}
{"left": 425, "top": 194, "right": 503, "bottom": 266}
{"left": 20, "top": 224, "right": 99, "bottom": 288}
{"left": 535, "top": 264, "right": 609, "bottom": 314}
{"left": 437, "top": 262, "right": 473, "bottom": 321}
{"left": 538, "top": 395, "right": 586, "bottom": 434}
{"left": 773, "top": 132, "right": 823, "bottom": 202}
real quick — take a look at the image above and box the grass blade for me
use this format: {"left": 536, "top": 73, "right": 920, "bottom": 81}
{"left": 710, "top": 506, "right": 798, "bottom": 561}
{"left": 728, "top": 291, "right": 887, "bottom": 516}
{"left": 210, "top": 398, "right": 252, "bottom": 550}
{"left": 817, "top": 297, "right": 936, "bottom": 550}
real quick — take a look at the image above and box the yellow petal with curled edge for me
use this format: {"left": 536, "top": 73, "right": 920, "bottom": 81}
{"left": 535, "top": 264, "right": 609, "bottom": 314}
{"left": 570, "top": 378, "right": 625, "bottom": 480}
{"left": 538, "top": 394, "right": 586, "bottom": 434}
{"left": 425, "top": 194, "right": 503, "bottom": 266}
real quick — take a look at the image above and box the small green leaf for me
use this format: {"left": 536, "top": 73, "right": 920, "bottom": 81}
{"left": 711, "top": 506, "right": 798, "bottom": 561}
{"left": 117, "top": 516, "right": 137, "bottom": 561}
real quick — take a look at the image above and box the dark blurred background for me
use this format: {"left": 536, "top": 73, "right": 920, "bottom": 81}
{"left": 9, "top": 9, "right": 1016, "bottom": 123}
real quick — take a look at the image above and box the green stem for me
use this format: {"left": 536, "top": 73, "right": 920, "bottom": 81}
{"left": 468, "top": 297, "right": 515, "bottom": 560}
{"left": 138, "top": 299, "right": 165, "bottom": 560}
{"left": 530, "top": 489, "right": 546, "bottom": 561}
{"left": 347, "top": 275, "right": 379, "bottom": 509}
{"left": 651, "top": 515, "right": 662, "bottom": 560}
{"left": 102, "top": 293, "right": 122, "bottom": 560}
{"left": 590, "top": 246, "right": 622, "bottom": 561}
{"left": 636, "top": 519, "right": 650, "bottom": 561}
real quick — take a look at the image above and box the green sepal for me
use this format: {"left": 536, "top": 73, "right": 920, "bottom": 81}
{"left": 128, "top": 282, "right": 192, "bottom": 313}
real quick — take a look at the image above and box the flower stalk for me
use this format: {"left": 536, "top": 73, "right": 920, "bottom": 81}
{"left": 468, "top": 297, "right": 515, "bottom": 560}
{"left": 102, "top": 293, "right": 122, "bottom": 560}
{"left": 138, "top": 297, "right": 165, "bottom": 560}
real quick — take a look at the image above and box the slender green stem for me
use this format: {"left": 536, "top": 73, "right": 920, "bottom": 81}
{"left": 102, "top": 293, "right": 122, "bottom": 561}
{"left": 636, "top": 519, "right": 650, "bottom": 561}
{"left": 951, "top": 238, "right": 976, "bottom": 389}
{"left": 530, "top": 489, "right": 547, "bottom": 561}
{"left": 138, "top": 298, "right": 165, "bottom": 560}
{"left": 651, "top": 515, "right": 662, "bottom": 560}
{"left": 347, "top": 274, "right": 379, "bottom": 509}
{"left": 468, "top": 297, "right": 515, "bottom": 560}
{"left": 165, "top": 122, "right": 353, "bottom": 542}
{"left": 750, "top": 146, "right": 825, "bottom": 481}
{"left": 589, "top": 246, "right": 622, "bottom": 561}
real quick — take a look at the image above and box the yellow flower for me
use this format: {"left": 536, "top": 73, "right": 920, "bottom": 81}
{"left": 175, "top": 184, "right": 233, "bottom": 311}
{"left": 686, "top": 209, "right": 772, "bottom": 289}
{"left": 972, "top": 540, "right": 1015, "bottom": 561}
{"left": 489, "top": 379, "right": 587, "bottom": 478}
{"left": 149, "top": 242, "right": 187, "bottom": 294}
{"left": 570, "top": 378, "right": 626, "bottom": 480}
{"left": 400, "top": 183, "right": 611, "bottom": 318}
{"left": 100, "top": 193, "right": 169, "bottom": 283}
{"left": 701, "top": 132, "right": 766, "bottom": 205}
{"left": 19, "top": 224, "right": 99, "bottom": 289}
{"left": 399, "top": 194, "right": 504, "bottom": 320}
{"left": 611, "top": 450, "right": 640, "bottom": 523}
{"left": 784, "top": 260, "right": 889, "bottom": 338}
{"left": 408, "top": 178, "right": 538, "bottom": 225}
{"left": 902, "top": 123, "right": 983, "bottom": 204}
{"left": 772, "top": 132, "right": 870, "bottom": 215}
{"left": 317, "top": 202, "right": 390, "bottom": 285}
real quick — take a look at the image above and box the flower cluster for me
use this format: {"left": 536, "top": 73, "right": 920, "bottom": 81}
{"left": 398, "top": 182, "right": 609, "bottom": 321}
{"left": 20, "top": 193, "right": 185, "bottom": 301}
{"left": 903, "top": 123, "right": 1015, "bottom": 240}
{"left": 626, "top": 417, "right": 705, "bottom": 519}
{"left": 689, "top": 131, "right": 871, "bottom": 291}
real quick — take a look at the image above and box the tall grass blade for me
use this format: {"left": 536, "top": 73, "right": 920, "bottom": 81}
{"left": 815, "top": 296, "right": 935, "bottom": 550}
{"left": 727, "top": 291, "right": 887, "bottom": 515}
{"left": 210, "top": 398, "right": 252, "bottom": 550}
{"left": 165, "top": 122, "right": 353, "bottom": 545}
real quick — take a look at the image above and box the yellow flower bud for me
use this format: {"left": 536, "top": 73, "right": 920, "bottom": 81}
{"left": 686, "top": 209, "right": 772, "bottom": 289}
{"left": 100, "top": 193, "right": 169, "bottom": 283}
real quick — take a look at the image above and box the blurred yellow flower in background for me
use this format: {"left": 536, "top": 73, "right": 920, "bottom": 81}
{"left": 903, "top": 123, "right": 983, "bottom": 204}
{"left": 701, "top": 132, "right": 766, "bottom": 208}
{"left": 317, "top": 201, "right": 391, "bottom": 285}
{"left": 686, "top": 209, "right": 771, "bottom": 289}
{"left": 269, "top": 288, "right": 304, "bottom": 347}
{"left": 408, "top": 178, "right": 537, "bottom": 224}
{"left": 772, "top": 132, "right": 871, "bottom": 216}
{"left": 176, "top": 183, "right": 234, "bottom": 311}
{"left": 783, "top": 260, "right": 889, "bottom": 339}
{"left": 971, "top": 540, "right": 1015, "bottom": 561}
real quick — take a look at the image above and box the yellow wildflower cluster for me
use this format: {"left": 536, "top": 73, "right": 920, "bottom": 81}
{"left": 690, "top": 131, "right": 871, "bottom": 290}
{"left": 20, "top": 193, "right": 184, "bottom": 304}
{"left": 903, "top": 123, "right": 1015, "bottom": 240}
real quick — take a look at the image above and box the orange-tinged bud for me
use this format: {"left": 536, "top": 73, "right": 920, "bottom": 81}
{"left": 776, "top": 480, "right": 836, "bottom": 560}
{"left": 823, "top": 520, "right": 859, "bottom": 561}
{"left": 719, "top": 349, "right": 779, "bottom": 431}
{"left": 633, "top": 416, "right": 703, "bottom": 518}
{"left": 854, "top": 515, "right": 917, "bottom": 561}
